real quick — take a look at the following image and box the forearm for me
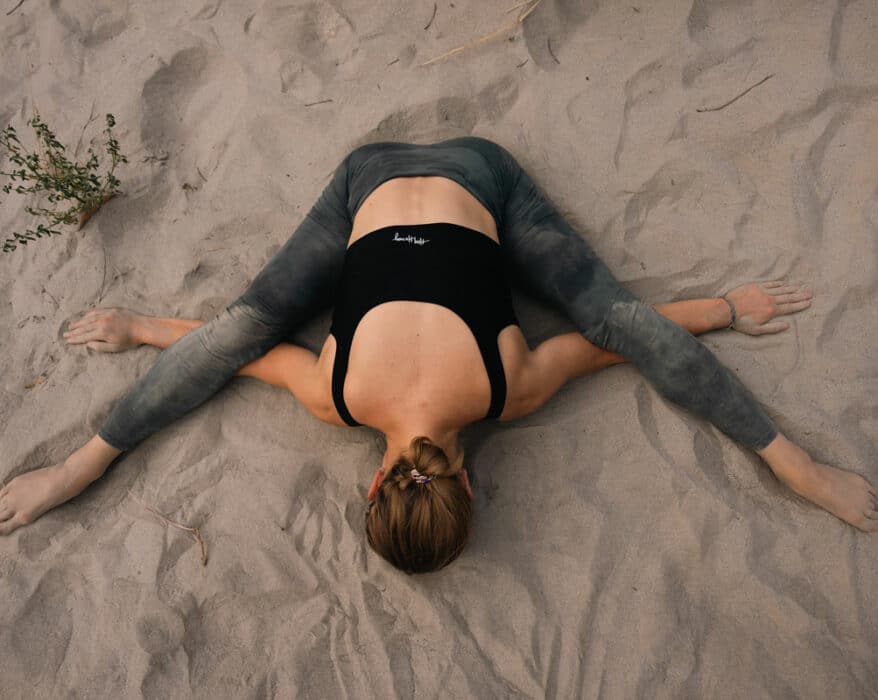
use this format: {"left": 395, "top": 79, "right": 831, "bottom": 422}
{"left": 564, "top": 298, "right": 734, "bottom": 373}
{"left": 652, "top": 298, "right": 732, "bottom": 336}
{"left": 136, "top": 315, "right": 294, "bottom": 383}
{"left": 135, "top": 316, "right": 203, "bottom": 348}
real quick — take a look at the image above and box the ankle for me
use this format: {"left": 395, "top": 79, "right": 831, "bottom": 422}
{"left": 757, "top": 434, "right": 817, "bottom": 494}
{"left": 778, "top": 456, "right": 821, "bottom": 497}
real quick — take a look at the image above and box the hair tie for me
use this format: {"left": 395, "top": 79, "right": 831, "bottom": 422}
{"left": 410, "top": 468, "right": 433, "bottom": 485}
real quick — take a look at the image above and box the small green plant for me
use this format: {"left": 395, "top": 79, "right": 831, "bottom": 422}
{"left": 0, "top": 111, "right": 128, "bottom": 253}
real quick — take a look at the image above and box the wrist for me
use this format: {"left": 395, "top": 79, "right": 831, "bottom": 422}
{"left": 131, "top": 314, "right": 156, "bottom": 346}
{"left": 711, "top": 297, "right": 734, "bottom": 330}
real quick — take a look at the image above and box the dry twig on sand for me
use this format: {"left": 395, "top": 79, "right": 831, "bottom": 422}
{"left": 419, "top": 0, "right": 544, "bottom": 67}
{"left": 128, "top": 490, "right": 208, "bottom": 566}
{"left": 696, "top": 74, "right": 774, "bottom": 113}
{"left": 547, "top": 37, "right": 560, "bottom": 64}
{"left": 423, "top": 2, "right": 437, "bottom": 30}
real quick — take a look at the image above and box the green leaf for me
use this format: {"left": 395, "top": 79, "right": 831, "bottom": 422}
{"left": 1, "top": 110, "right": 126, "bottom": 253}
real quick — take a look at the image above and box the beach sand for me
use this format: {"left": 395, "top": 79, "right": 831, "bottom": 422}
{"left": 1, "top": 0, "right": 876, "bottom": 697}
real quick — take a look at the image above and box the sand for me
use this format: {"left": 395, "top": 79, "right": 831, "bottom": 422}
{"left": 1, "top": 0, "right": 877, "bottom": 697}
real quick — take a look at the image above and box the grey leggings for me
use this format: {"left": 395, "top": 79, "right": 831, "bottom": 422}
{"left": 99, "top": 138, "right": 777, "bottom": 452}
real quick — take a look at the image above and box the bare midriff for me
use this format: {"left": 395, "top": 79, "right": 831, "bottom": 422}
{"left": 348, "top": 176, "right": 498, "bottom": 247}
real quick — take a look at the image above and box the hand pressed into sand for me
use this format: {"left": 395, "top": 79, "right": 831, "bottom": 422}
{"left": 724, "top": 281, "right": 812, "bottom": 335}
{"left": 0, "top": 436, "right": 120, "bottom": 536}
{"left": 759, "top": 434, "right": 878, "bottom": 533}
{"left": 63, "top": 307, "right": 144, "bottom": 352}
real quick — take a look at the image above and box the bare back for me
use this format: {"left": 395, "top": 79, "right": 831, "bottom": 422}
{"left": 316, "top": 177, "right": 528, "bottom": 431}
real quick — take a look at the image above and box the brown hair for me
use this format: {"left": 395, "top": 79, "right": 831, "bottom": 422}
{"left": 365, "top": 436, "right": 472, "bottom": 574}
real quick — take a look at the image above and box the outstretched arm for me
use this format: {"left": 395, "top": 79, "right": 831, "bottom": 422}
{"left": 502, "top": 281, "right": 812, "bottom": 421}
{"left": 64, "top": 308, "right": 341, "bottom": 422}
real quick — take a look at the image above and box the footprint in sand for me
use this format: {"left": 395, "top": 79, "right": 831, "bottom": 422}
{"left": 245, "top": 1, "right": 361, "bottom": 101}
{"left": 48, "top": 0, "right": 131, "bottom": 48}
{"left": 285, "top": 460, "right": 344, "bottom": 570}
{"left": 611, "top": 60, "right": 677, "bottom": 169}
{"left": 136, "top": 599, "right": 188, "bottom": 695}
{"left": 5, "top": 568, "right": 74, "bottom": 682}
{"left": 140, "top": 46, "right": 245, "bottom": 198}
{"left": 614, "top": 156, "right": 762, "bottom": 281}
{"left": 135, "top": 602, "right": 185, "bottom": 656}
{"left": 520, "top": 0, "right": 598, "bottom": 69}
{"left": 686, "top": 0, "right": 761, "bottom": 49}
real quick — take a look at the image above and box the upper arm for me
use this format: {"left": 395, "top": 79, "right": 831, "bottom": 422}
{"left": 500, "top": 333, "right": 624, "bottom": 421}
{"left": 236, "top": 343, "right": 345, "bottom": 425}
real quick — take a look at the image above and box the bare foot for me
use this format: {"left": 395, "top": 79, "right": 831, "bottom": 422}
{"left": 790, "top": 462, "right": 878, "bottom": 533}
{"left": 0, "top": 463, "right": 75, "bottom": 535}
{"left": 759, "top": 433, "right": 878, "bottom": 532}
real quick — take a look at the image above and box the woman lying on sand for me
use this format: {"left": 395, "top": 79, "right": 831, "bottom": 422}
{"left": 2, "top": 137, "right": 875, "bottom": 572}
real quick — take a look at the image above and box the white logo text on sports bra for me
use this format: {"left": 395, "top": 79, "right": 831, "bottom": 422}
{"left": 393, "top": 232, "right": 429, "bottom": 246}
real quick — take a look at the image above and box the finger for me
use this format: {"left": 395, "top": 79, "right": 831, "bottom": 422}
{"left": 773, "top": 291, "right": 812, "bottom": 305}
{"left": 65, "top": 328, "right": 106, "bottom": 345}
{"left": 65, "top": 320, "right": 102, "bottom": 337}
{"left": 64, "top": 320, "right": 100, "bottom": 338}
{"left": 776, "top": 300, "right": 812, "bottom": 315}
{"left": 0, "top": 508, "right": 12, "bottom": 523}
{"left": 760, "top": 280, "right": 786, "bottom": 289}
{"left": 68, "top": 309, "right": 105, "bottom": 329}
{"left": 65, "top": 330, "right": 101, "bottom": 345}
{"left": 753, "top": 321, "right": 790, "bottom": 335}
{"left": 766, "top": 284, "right": 801, "bottom": 296}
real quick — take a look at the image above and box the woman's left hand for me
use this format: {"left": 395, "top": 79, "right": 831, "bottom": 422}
{"left": 724, "top": 281, "right": 812, "bottom": 335}
{"left": 63, "top": 307, "right": 144, "bottom": 352}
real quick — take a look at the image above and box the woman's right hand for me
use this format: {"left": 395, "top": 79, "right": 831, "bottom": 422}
{"left": 63, "top": 308, "right": 145, "bottom": 352}
{"left": 723, "top": 281, "right": 812, "bottom": 335}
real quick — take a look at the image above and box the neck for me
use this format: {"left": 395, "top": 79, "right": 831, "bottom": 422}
{"left": 382, "top": 420, "right": 462, "bottom": 472}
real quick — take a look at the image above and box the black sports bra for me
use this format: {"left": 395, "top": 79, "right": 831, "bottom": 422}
{"left": 329, "top": 222, "right": 519, "bottom": 426}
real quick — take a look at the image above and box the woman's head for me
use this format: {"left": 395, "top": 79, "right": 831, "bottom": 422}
{"left": 365, "top": 436, "right": 472, "bottom": 574}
